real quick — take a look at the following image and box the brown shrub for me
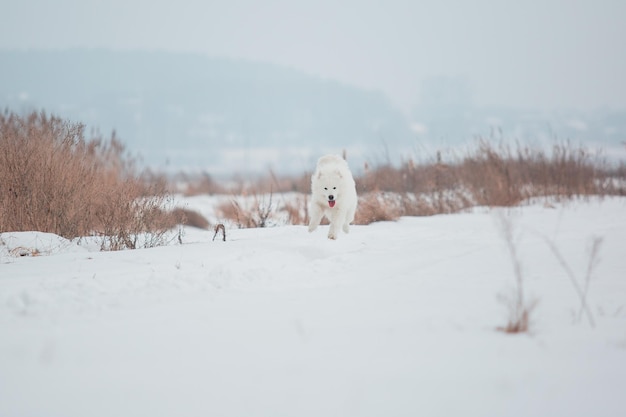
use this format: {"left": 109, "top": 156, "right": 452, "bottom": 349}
{"left": 169, "top": 208, "right": 210, "bottom": 229}
{"left": 354, "top": 193, "right": 402, "bottom": 225}
{"left": 216, "top": 193, "right": 276, "bottom": 228}
{"left": 280, "top": 194, "right": 309, "bottom": 225}
{"left": 459, "top": 142, "right": 524, "bottom": 206}
{"left": 1, "top": 111, "right": 96, "bottom": 236}
{"left": 0, "top": 110, "right": 174, "bottom": 249}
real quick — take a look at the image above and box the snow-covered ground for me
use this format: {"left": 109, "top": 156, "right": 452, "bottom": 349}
{"left": 1, "top": 197, "right": 625, "bottom": 417}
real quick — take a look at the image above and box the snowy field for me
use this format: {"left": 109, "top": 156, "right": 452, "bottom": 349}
{"left": 1, "top": 197, "right": 625, "bottom": 417}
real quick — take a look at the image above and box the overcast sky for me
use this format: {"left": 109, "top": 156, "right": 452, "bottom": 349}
{"left": 2, "top": 0, "right": 625, "bottom": 114}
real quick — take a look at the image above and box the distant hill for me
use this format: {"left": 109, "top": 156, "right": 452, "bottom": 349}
{"left": 0, "top": 49, "right": 414, "bottom": 174}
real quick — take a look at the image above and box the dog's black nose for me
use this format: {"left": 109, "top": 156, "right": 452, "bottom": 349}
{"left": 328, "top": 195, "right": 334, "bottom": 201}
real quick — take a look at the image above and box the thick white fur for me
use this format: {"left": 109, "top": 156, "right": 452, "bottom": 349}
{"left": 308, "top": 154, "right": 358, "bottom": 240}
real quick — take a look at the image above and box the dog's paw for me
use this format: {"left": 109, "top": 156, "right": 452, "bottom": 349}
{"left": 327, "top": 232, "right": 337, "bottom": 240}
{"left": 308, "top": 224, "right": 317, "bottom": 233}
{"left": 342, "top": 224, "right": 350, "bottom": 233}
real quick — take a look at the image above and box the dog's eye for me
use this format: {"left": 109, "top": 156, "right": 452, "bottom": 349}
{"left": 333, "top": 187, "right": 336, "bottom": 190}
{"left": 324, "top": 187, "right": 328, "bottom": 190}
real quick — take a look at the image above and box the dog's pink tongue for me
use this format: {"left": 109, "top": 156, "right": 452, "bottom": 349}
{"left": 328, "top": 200, "right": 336, "bottom": 208}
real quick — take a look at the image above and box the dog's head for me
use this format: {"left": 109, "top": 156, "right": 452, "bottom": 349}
{"left": 314, "top": 169, "right": 344, "bottom": 208}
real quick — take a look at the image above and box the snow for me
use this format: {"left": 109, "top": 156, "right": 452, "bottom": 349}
{"left": 1, "top": 197, "right": 626, "bottom": 417}
{"left": 0, "top": 232, "right": 88, "bottom": 258}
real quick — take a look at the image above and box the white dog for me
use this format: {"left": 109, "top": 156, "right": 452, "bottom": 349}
{"left": 308, "top": 154, "right": 358, "bottom": 240}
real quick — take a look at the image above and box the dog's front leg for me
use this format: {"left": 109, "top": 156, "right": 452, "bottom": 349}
{"left": 327, "top": 209, "right": 345, "bottom": 240}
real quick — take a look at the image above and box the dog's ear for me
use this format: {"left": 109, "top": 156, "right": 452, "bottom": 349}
{"left": 317, "top": 171, "right": 323, "bottom": 179}
{"left": 335, "top": 169, "right": 343, "bottom": 178}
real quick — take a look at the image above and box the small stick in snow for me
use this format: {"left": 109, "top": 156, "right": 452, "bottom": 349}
{"left": 213, "top": 224, "right": 226, "bottom": 242}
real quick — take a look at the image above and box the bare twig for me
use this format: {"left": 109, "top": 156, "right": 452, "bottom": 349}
{"left": 540, "top": 235, "right": 602, "bottom": 328}
{"left": 495, "top": 211, "right": 536, "bottom": 333}
{"left": 256, "top": 190, "right": 273, "bottom": 228}
{"left": 580, "top": 237, "right": 603, "bottom": 321}
{"left": 213, "top": 223, "right": 226, "bottom": 242}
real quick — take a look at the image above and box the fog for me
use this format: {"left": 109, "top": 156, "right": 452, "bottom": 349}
{"left": 3, "top": 0, "right": 625, "bottom": 112}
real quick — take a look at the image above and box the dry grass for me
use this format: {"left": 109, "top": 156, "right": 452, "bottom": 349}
{"left": 190, "top": 140, "right": 625, "bottom": 229}
{"left": 216, "top": 193, "right": 276, "bottom": 228}
{"left": 19, "top": 116, "right": 610, "bottom": 233}
{"left": 494, "top": 212, "right": 605, "bottom": 333}
{"left": 495, "top": 212, "right": 538, "bottom": 334}
{"left": 169, "top": 208, "right": 210, "bottom": 230}
{"left": 281, "top": 194, "right": 309, "bottom": 225}
{"left": 354, "top": 193, "right": 402, "bottom": 225}
{"left": 0, "top": 110, "right": 179, "bottom": 250}
{"left": 361, "top": 140, "right": 624, "bottom": 207}
{"left": 541, "top": 235, "right": 603, "bottom": 327}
